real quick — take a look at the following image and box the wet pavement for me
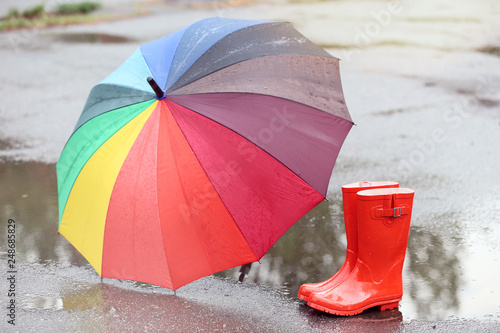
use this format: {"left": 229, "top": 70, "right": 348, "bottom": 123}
{"left": 1, "top": 0, "right": 500, "bottom": 332}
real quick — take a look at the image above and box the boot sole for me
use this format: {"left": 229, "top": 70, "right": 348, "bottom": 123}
{"left": 297, "top": 293, "right": 309, "bottom": 302}
{"left": 307, "top": 299, "right": 400, "bottom": 316}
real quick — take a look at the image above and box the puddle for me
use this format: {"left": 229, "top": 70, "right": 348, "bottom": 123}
{"left": 0, "top": 138, "right": 17, "bottom": 151}
{"left": 1, "top": 161, "right": 499, "bottom": 322}
{"left": 21, "top": 285, "right": 105, "bottom": 311}
{"left": 477, "top": 45, "right": 500, "bottom": 57}
{"left": 0, "top": 161, "right": 87, "bottom": 265}
{"left": 22, "top": 297, "right": 64, "bottom": 310}
{"left": 215, "top": 206, "right": 499, "bottom": 320}
{"left": 48, "top": 32, "right": 135, "bottom": 44}
{"left": 0, "top": 138, "right": 26, "bottom": 158}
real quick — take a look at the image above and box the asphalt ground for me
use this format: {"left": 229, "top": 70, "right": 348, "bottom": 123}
{"left": 1, "top": 0, "right": 499, "bottom": 332}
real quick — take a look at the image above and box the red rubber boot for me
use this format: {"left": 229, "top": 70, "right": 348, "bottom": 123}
{"left": 307, "top": 188, "right": 414, "bottom": 316}
{"left": 297, "top": 181, "right": 399, "bottom": 302}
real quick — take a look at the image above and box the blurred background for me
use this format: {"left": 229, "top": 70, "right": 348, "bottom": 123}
{"left": 1, "top": 0, "right": 499, "bottom": 331}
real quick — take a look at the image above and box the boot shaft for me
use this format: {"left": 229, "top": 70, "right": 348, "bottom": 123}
{"left": 341, "top": 181, "right": 399, "bottom": 253}
{"left": 356, "top": 188, "right": 414, "bottom": 282}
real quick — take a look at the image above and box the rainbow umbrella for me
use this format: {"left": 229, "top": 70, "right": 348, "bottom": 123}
{"left": 57, "top": 17, "right": 353, "bottom": 290}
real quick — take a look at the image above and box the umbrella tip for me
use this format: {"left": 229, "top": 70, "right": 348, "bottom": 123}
{"left": 147, "top": 76, "right": 166, "bottom": 100}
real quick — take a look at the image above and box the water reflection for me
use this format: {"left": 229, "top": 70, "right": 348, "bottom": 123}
{"left": 299, "top": 303, "right": 404, "bottom": 333}
{"left": 0, "top": 161, "right": 494, "bottom": 321}
{"left": 57, "top": 283, "right": 278, "bottom": 331}
{"left": 406, "top": 224, "right": 462, "bottom": 319}
{"left": 217, "top": 194, "right": 466, "bottom": 321}
{"left": 62, "top": 284, "right": 106, "bottom": 312}
{"left": 216, "top": 198, "right": 348, "bottom": 295}
{"left": 47, "top": 32, "right": 136, "bottom": 44}
{"left": 0, "top": 161, "right": 86, "bottom": 266}
{"left": 23, "top": 296, "right": 64, "bottom": 310}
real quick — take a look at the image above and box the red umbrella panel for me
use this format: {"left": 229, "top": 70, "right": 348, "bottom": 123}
{"left": 56, "top": 17, "right": 353, "bottom": 290}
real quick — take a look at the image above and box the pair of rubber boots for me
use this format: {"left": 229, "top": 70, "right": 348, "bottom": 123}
{"left": 298, "top": 181, "right": 414, "bottom": 316}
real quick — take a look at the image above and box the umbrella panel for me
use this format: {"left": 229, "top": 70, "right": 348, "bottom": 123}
{"left": 102, "top": 106, "right": 174, "bottom": 288}
{"left": 59, "top": 94, "right": 348, "bottom": 290}
{"left": 102, "top": 102, "right": 258, "bottom": 290}
{"left": 57, "top": 100, "right": 156, "bottom": 223}
{"left": 169, "top": 93, "right": 352, "bottom": 197}
{"left": 58, "top": 103, "right": 157, "bottom": 275}
{"left": 168, "top": 100, "right": 325, "bottom": 259}
{"left": 74, "top": 84, "right": 155, "bottom": 132}
{"left": 100, "top": 100, "right": 324, "bottom": 289}
{"left": 169, "top": 54, "right": 350, "bottom": 121}
{"left": 167, "top": 21, "right": 331, "bottom": 92}
{"left": 141, "top": 17, "right": 267, "bottom": 91}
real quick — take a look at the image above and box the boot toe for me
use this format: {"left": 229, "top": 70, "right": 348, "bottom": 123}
{"left": 298, "top": 284, "right": 315, "bottom": 301}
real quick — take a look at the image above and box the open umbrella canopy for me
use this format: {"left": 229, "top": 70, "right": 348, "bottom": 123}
{"left": 57, "top": 17, "right": 353, "bottom": 290}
